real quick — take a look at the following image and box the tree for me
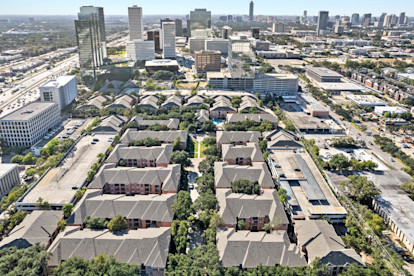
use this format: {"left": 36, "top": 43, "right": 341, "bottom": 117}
{"left": 259, "top": 140, "right": 267, "bottom": 151}
{"left": 329, "top": 154, "right": 350, "bottom": 170}
{"left": 25, "top": 168, "right": 37, "bottom": 177}
{"left": 237, "top": 219, "right": 246, "bottom": 230}
{"left": 62, "top": 203, "right": 74, "bottom": 218}
{"left": 203, "top": 146, "right": 221, "bottom": 157}
{"left": 347, "top": 175, "right": 380, "bottom": 202}
{"left": 172, "top": 191, "right": 193, "bottom": 220}
{"left": 84, "top": 216, "right": 108, "bottom": 229}
{"left": 231, "top": 179, "right": 260, "bottom": 195}
{"left": 195, "top": 173, "right": 215, "bottom": 194}
{"left": 170, "top": 151, "right": 191, "bottom": 167}
{"left": 35, "top": 197, "right": 50, "bottom": 209}
{"left": 57, "top": 218, "right": 66, "bottom": 231}
{"left": 278, "top": 188, "right": 288, "bottom": 205}
{"left": 193, "top": 190, "right": 217, "bottom": 212}
{"left": 51, "top": 255, "right": 140, "bottom": 275}
{"left": 171, "top": 220, "right": 189, "bottom": 254}
{"left": 231, "top": 96, "right": 242, "bottom": 108}
{"left": 0, "top": 244, "right": 50, "bottom": 276}
{"left": 11, "top": 155, "right": 23, "bottom": 164}
{"left": 107, "top": 215, "right": 128, "bottom": 232}
{"left": 22, "top": 152, "right": 37, "bottom": 165}
{"left": 203, "top": 137, "right": 216, "bottom": 147}
{"left": 173, "top": 137, "right": 181, "bottom": 151}
{"left": 201, "top": 120, "right": 216, "bottom": 132}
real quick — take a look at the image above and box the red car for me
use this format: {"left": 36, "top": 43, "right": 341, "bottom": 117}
{"left": 357, "top": 133, "right": 361, "bottom": 136}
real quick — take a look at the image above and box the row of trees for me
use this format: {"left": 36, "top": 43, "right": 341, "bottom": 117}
{"left": 224, "top": 119, "right": 273, "bottom": 132}
{"left": 324, "top": 153, "right": 378, "bottom": 171}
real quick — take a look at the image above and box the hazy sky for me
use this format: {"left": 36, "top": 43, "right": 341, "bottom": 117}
{"left": 1, "top": 0, "right": 412, "bottom": 16}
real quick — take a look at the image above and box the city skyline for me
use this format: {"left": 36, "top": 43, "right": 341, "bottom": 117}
{"left": 0, "top": 0, "right": 412, "bottom": 16}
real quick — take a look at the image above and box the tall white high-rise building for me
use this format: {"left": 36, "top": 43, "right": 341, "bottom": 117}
{"left": 128, "top": 5, "right": 143, "bottom": 40}
{"left": 39, "top": 75, "right": 78, "bottom": 110}
{"left": 162, "top": 22, "right": 176, "bottom": 58}
{"left": 126, "top": 40, "right": 155, "bottom": 61}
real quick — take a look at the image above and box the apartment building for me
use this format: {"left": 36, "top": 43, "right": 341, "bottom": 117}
{"left": 222, "top": 142, "right": 264, "bottom": 165}
{"left": 90, "top": 163, "right": 181, "bottom": 195}
{"left": 0, "top": 102, "right": 61, "bottom": 146}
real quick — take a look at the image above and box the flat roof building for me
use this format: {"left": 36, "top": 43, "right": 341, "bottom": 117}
{"left": 0, "top": 102, "right": 61, "bottom": 146}
{"left": 298, "top": 93, "right": 330, "bottom": 117}
{"left": 307, "top": 67, "right": 342, "bottom": 83}
{"left": 195, "top": 50, "right": 221, "bottom": 74}
{"left": 128, "top": 5, "right": 143, "bottom": 40}
{"left": 344, "top": 94, "right": 387, "bottom": 107}
{"left": 145, "top": 59, "right": 179, "bottom": 74}
{"left": 126, "top": 39, "right": 155, "bottom": 61}
{"left": 0, "top": 164, "right": 20, "bottom": 198}
{"left": 39, "top": 75, "right": 77, "bottom": 110}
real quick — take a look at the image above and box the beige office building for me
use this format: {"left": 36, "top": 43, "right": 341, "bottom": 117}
{"left": 195, "top": 50, "right": 221, "bottom": 74}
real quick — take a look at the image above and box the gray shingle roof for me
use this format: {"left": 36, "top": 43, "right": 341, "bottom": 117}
{"left": 216, "top": 228, "right": 307, "bottom": 268}
{"left": 120, "top": 130, "right": 187, "bottom": 145}
{"left": 161, "top": 95, "right": 182, "bottom": 109}
{"left": 215, "top": 162, "right": 274, "bottom": 189}
{"left": 48, "top": 226, "right": 171, "bottom": 269}
{"left": 92, "top": 115, "right": 127, "bottom": 133}
{"left": 217, "top": 189, "right": 288, "bottom": 225}
{"left": 217, "top": 131, "right": 261, "bottom": 145}
{"left": 222, "top": 142, "right": 264, "bottom": 162}
{"left": 107, "top": 94, "right": 137, "bottom": 110}
{"left": 196, "top": 109, "right": 210, "bottom": 123}
{"left": 0, "top": 210, "right": 61, "bottom": 249}
{"left": 238, "top": 96, "right": 264, "bottom": 112}
{"left": 131, "top": 116, "right": 180, "bottom": 130}
{"left": 226, "top": 113, "right": 278, "bottom": 124}
{"left": 264, "top": 129, "right": 302, "bottom": 148}
{"left": 138, "top": 95, "right": 159, "bottom": 110}
{"left": 211, "top": 96, "right": 236, "bottom": 112}
{"left": 67, "top": 190, "right": 176, "bottom": 225}
{"left": 185, "top": 95, "right": 206, "bottom": 106}
{"left": 77, "top": 95, "right": 111, "bottom": 110}
{"left": 90, "top": 164, "right": 181, "bottom": 192}
{"left": 106, "top": 144, "right": 173, "bottom": 165}
{"left": 295, "top": 220, "right": 364, "bottom": 266}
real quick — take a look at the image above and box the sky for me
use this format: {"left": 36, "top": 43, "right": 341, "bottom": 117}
{"left": 0, "top": 0, "right": 412, "bottom": 16}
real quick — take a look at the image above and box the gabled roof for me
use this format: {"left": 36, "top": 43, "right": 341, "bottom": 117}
{"left": 107, "top": 144, "right": 173, "bottom": 164}
{"left": 217, "top": 189, "right": 288, "bottom": 225}
{"left": 196, "top": 109, "right": 210, "bottom": 123}
{"left": 264, "top": 129, "right": 302, "bottom": 148}
{"left": 92, "top": 115, "right": 128, "bottom": 133}
{"left": 67, "top": 190, "right": 176, "bottom": 225}
{"left": 161, "top": 95, "right": 182, "bottom": 109}
{"left": 238, "top": 96, "right": 264, "bottom": 112}
{"left": 226, "top": 113, "right": 278, "bottom": 124}
{"left": 131, "top": 116, "right": 180, "bottom": 130}
{"left": 0, "top": 210, "right": 61, "bottom": 249}
{"left": 107, "top": 95, "right": 137, "bottom": 109}
{"left": 48, "top": 226, "right": 171, "bottom": 269}
{"left": 211, "top": 96, "right": 236, "bottom": 112}
{"left": 295, "top": 220, "right": 364, "bottom": 266}
{"left": 214, "top": 162, "right": 274, "bottom": 189}
{"left": 216, "top": 228, "right": 307, "bottom": 268}
{"left": 217, "top": 131, "right": 261, "bottom": 145}
{"left": 185, "top": 95, "right": 206, "bottom": 106}
{"left": 77, "top": 95, "right": 111, "bottom": 110}
{"left": 138, "top": 95, "right": 158, "bottom": 110}
{"left": 222, "top": 142, "right": 264, "bottom": 162}
{"left": 120, "top": 130, "right": 188, "bottom": 145}
{"left": 90, "top": 164, "right": 181, "bottom": 192}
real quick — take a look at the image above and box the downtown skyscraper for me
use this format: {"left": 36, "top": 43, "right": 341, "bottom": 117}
{"left": 75, "top": 6, "right": 107, "bottom": 76}
{"left": 249, "top": 1, "right": 254, "bottom": 22}
{"left": 128, "top": 5, "right": 143, "bottom": 40}
{"left": 317, "top": 11, "right": 329, "bottom": 35}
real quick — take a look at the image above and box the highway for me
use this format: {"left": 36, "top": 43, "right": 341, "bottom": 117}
{"left": 0, "top": 54, "right": 78, "bottom": 116}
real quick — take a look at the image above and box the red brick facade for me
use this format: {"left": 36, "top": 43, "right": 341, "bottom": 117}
{"left": 224, "top": 157, "right": 252, "bottom": 166}
{"left": 118, "top": 158, "right": 169, "bottom": 168}
{"left": 127, "top": 219, "right": 172, "bottom": 229}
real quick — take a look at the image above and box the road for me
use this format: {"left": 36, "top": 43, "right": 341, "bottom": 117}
{"left": 299, "top": 81, "right": 406, "bottom": 170}
{"left": 0, "top": 54, "right": 78, "bottom": 116}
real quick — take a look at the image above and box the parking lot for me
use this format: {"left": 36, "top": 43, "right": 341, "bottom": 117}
{"left": 18, "top": 133, "right": 114, "bottom": 207}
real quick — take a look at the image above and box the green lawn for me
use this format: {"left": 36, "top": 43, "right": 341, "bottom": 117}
{"left": 199, "top": 141, "right": 207, "bottom": 158}
{"left": 193, "top": 140, "right": 199, "bottom": 158}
